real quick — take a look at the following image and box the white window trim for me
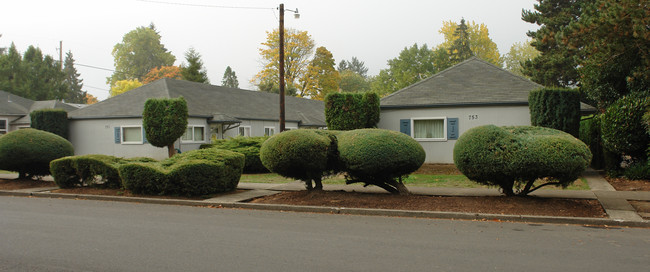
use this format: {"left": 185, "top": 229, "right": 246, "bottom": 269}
{"left": 0, "top": 118, "right": 8, "bottom": 134}
{"left": 121, "top": 125, "right": 143, "bottom": 145}
{"left": 264, "top": 126, "right": 276, "bottom": 136}
{"left": 181, "top": 125, "right": 207, "bottom": 143}
{"left": 411, "top": 117, "right": 447, "bottom": 142}
{"left": 238, "top": 126, "right": 251, "bottom": 137}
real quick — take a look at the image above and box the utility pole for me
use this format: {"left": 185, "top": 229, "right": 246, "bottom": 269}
{"left": 59, "top": 41, "right": 63, "bottom": 70}
{"left": 278, "top": 3, "right": 286, "bottom": 132}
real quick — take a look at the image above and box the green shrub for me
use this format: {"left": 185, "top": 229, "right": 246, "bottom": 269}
{"left": 337, "top": 129, "right": 425, "bottom": 194}
{"left": 260, "top": 129, "right": 338, "bottom": 190}
{"left": 453, "top": 125, "right": 592, "bottom": 196}
{"left": 119, "top": 148, "right": 244, "bottom": 196}
{"left": 30, "top": 109, "right": 69, "bottom": 139}
{"left": 200, "top": 136, "right": 269, "bottom": 173}
{"left": 623, "top": 161, "right": 650, "bottom": 180}
{"left": 601, "top": 94, "right": 650, "bottom": 160}
{"left": 0, "top": 128, "right": 74, "bottom": 179}
{"left": 529, "top": 88, "right": 581, "bottom": 137}
{"left": 50, "top": 155, "right": 156, "bottom": 188}
{"left": 579, "top": 115, "right": 605, "bottom": 169}
{"left": 325, "top": 92, "right": 380, "bottom": 130}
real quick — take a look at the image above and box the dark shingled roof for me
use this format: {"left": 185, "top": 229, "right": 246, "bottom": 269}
{"left": 1, "top": 90, "right": 80, "bottom": 125}
{"left": 380, "top": 57, "right": 596, "bottom": 113}
{"left": 68, "top": 78, "right": 326, "bottom": 126}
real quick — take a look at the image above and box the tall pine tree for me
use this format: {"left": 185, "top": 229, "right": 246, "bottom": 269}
{"left": 221, "top": 66, "right": 239, "bottom": 88}
{"left": 181, "top": 48, "right": 209, "bottom": 84}
{"left": 62, "top": 51, "right": 87, "bottom": 103}
{"left": 449, "top": 19, "right": 473, "bottom": 64}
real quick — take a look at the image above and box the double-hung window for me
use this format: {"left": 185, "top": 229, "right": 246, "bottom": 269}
{"left": 121, "top": 126, "right": 143, "bottom": 144}
{"left": 264, "top": 127, "right": 275, "bottom": 136}
{"left": 181, "top": 126, "right": 206, "bottom": 142}
{"left": 413, "top": 117, "right": 446, "bottom": 141}
{"left": 0, "top": 119, "right": 7, "bottom": 135}
{"left": 238, "top": 126, "right": 251, "bottom": 137}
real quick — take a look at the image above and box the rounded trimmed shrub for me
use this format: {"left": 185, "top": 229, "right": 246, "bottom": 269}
{"left": 260, "top": 129, "right": 336, "bottom": 189}
{"left": 453, "top": 125, "right": 592, "bottom": 196}
{"left": 200, "top": 136, "right": 269, "bottom": 173}
{"left": 50, "top": 155, "right": 156, "bottom": 189}
{"left": 0, "top": 128, "right": 74, "bottom": 178}
{"left": 601, "top": 94, "right": 650, "bottom": 159}
{"left": 337, "top": 129, "right": 425, "bottom": 194}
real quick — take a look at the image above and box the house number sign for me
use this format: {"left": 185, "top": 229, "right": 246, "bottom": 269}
{"left": 468, "top": 114, "right": 479, "bottom": 120}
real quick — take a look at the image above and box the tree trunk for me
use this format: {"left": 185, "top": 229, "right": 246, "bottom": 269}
{"left": 167, "top": 144, "right": 176, "bottom": 158}
{"left": 313, "top": 178, "right": 323, "bottom": 190}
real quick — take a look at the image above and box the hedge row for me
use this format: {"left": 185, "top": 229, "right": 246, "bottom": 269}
{"left": 200, "top": 136, "right": 269, "bottom": 173}
{"left": 325, "top": 92, "right": 380, "bottom": 130}
{"left": 0, "top": 128, "right": 74, "bottom": 179}
{"left": 260, "top": 129, "right": 424, "bottom": 194}
{"left": 50, "top": 149, "right": 244, "bottom": 197}
{"left": 453, "top": 125, "right": 592, "bottom": 196}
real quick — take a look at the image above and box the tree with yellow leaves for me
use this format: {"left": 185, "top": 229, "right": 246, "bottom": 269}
{"left": 300, "top": 46, "right": 340, "bottom": 100}
{"left": 503, "top": 40, "right": 540, "bottom": 78}
{"left": 436, "top": 19, "right": 502, "bottom": 67}
{"left": 109, "top": 79, "right": 143, "bottom": 97}
{"left": 252, "top": 28, "right": 315, "bottom": 96}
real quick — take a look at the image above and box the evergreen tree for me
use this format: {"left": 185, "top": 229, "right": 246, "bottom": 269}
{"left": 181, "top": 47, "right": 209, "bottom": 84}
{"left": 62, "top": 51, "right": 87, "bottom": 103}
{"left": 221, "top": 66, "right": 239, "bottom": 88}
{"left": 449, "top": 19, "right": 473, "bottom": 64}
{"left": 0, "top": 43, "right": 22, "bottom": 92}
{"left": 337, "top": 57, "right": 369, "bottom": 78}
{"left": 521, "top": 0, "right": 585, "bottom": 87}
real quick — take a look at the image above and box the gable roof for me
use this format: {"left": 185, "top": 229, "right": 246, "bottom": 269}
{"left": 68, "top": 79, "right": 326, "bottom": 126}
{"left": 381, "top": 57, "right": 543, "bottom": 108}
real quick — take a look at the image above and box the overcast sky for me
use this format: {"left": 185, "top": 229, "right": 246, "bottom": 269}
{"left": 1, "top": 0, "right": 539, "bottom": 101}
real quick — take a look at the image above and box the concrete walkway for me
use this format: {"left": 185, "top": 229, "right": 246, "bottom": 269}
{"left": 2, "top": 170, "right": 649, "bottom": 227}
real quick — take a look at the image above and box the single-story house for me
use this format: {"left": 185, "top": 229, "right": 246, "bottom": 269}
{"left": 377, "top": 57, "right": 595, "bottom": 163}
{"left": 0, "top": 90, "right": 80, "bottom": 135}
{"left": 67, "top": 78, "right": 326, "bottom": 160}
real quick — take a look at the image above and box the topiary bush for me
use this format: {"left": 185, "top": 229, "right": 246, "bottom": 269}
{"left": 453, "top": 125, "right": 592, "bottom": 196}
{"left": 260, "top": 129, "right": 339, "bottom": 190}
{"left": 143, "top": 96, "right": 188, "bottom": 157}
{"left": 325, "top": 92, "right": 380, "bottom": 130}
{"left": 337, "top": 129, "right": 425, "bottom": 194}
{"left": 30, "top": 109, "right": 69, "bottom": 139}
{"left": 0, "top": 128, "right": 74, "bottom": 179}
{"left": 529, "top": 88, "right": 581, "bottom": 137}
{"left": 579, "top": 115, "right": 605, "bottom": 169}
{"left": 119, "top": 148, "right": 244, "bottom": 196}
{"left": 601, "top": 94, "right": 650, "bottom": 160}
{"left": 200, "top": 136, "right": 269, "bottom": 173}
{"left": 50, "top": 155, "right": 156, "bottom": 188}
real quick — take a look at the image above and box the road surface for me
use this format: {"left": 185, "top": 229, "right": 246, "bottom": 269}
{"left": 1, "top": 196, "right": 648, "bottom": 271}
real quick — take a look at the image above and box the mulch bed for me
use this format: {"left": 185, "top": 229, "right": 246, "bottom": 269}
{"left": 605, "top": 176, "right": 650, "bottom": 191}
{"left": 249, "top": 190, "right": 607, "bottom": 218}
{"left": 0, "top": 178, "right": 55, "bottom": 190}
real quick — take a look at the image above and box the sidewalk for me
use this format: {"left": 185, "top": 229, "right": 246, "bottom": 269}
{"left": 1, "top": 170, "right": 649, "bottom": 227}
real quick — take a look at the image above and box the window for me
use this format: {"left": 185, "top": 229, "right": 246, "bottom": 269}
{"left": 0, "top": 119, "right": 7, "bottom": 135}
{"left": 181, "top": 126, "right": 206, "bottom": 142}
{"left": 121, "top": 126, "right": 143, "bottom": 144}
{"left": 264, "top": 127, "right": 275, "bottom": 136}
{"left": 413, "top": 118, "right": 445, "bottom": 140}
{"left": 238, "top": 126, "right": 251, "bottom": 137}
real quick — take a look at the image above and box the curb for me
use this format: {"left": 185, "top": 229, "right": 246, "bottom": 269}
{"left": 2, "top": 190, "right": 649, "bottom": 228}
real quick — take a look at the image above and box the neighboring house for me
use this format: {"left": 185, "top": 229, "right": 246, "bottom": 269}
{"left": 67, "top": 78, "right": 326, "bottom": 160}
{"left": 378, "top": 57, "right": 595, "bottom": 163}
{"left": 0, "top": 90, "right": 79, "bottom": 135}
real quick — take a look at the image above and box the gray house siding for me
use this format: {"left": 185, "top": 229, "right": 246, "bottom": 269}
{"left": 378, "top": 105, "right": 531, "bottom": 163}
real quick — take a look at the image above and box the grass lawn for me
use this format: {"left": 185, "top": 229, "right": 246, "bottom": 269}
{"left": 0, "top": 170, "right": 15, "bottom": 174}
{"left": 239, "top": 173, "right": 590, "bottom": 190}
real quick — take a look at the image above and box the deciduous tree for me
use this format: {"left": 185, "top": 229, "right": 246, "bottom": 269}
{"left": 109, "top": 79, "right": 142, "bottom": 97}
{"left": 370, "top": 43, "right": 435, "bottom": 96}
{"left": 503, "top": 40, "right": 540, "bottom": 78}
{"left": 300, "top": 46, "right": 340, "bottom": 100}
{"left": 437, "top": 19, "right": 502, "bottom": 66}
{"left": 252, "top": 28, "right": 315, "bottom": 96}
{"left": 85, "top": 93, "right": 98, "bottom": 104}
{"left": 108, "top": 24, "right": 176, "bottom": 87}
{"left": 142, "top": 66, "right": 182, "bottom": 84}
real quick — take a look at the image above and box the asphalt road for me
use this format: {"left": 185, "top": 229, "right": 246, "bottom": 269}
{"left": 0, "top": 196, "right": 649, "bottom": 272}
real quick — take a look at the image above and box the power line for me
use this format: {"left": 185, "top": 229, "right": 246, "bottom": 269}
{"left": 76, "top": 63, "right": 114, "bottom": 72}
{"left": 136, "top": 0, "right": 274, "bottom": 10}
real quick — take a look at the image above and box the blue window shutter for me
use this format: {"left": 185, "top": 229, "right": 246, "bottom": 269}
{"left": 447, "top": 118, "right": 459, "bottom": 140}
{"left": 114, "top": 127, "right": 121, "bottom": 143}
{"left": 142, "top": 127, "right": 148, "bottom": 144}
{"left": 399, "top": 119, "right": 411, "bottom": 136}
